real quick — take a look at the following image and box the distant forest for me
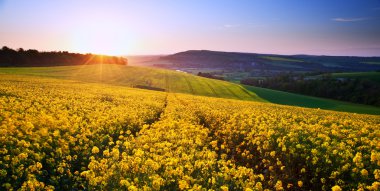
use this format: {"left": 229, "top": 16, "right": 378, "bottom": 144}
{"left": 197, "top": 72, "right": 225, "bottom": 80}
{"left": 241, "top": 74, "right": 380, "bottom": 107}
{"left": 0, "top": 46, "right": 127, "bottom": 67}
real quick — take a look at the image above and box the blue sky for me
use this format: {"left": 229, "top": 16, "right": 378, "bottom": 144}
{"left": 0, "top": 0, "right": 379, "bottom": 56}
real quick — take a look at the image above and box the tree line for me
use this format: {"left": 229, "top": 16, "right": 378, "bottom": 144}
{"left": 241, "top": 74, "right": 380, "bottom": 107}
{"left": 0, "top": 46, "right": 127, "bottom": 67}
{"left": 197, "top": 72, "right": 225, "bottom": 80}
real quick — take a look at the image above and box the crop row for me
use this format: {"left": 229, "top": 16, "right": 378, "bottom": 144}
{"left": 0, "top": 75, "right": 379, "bottom": 190}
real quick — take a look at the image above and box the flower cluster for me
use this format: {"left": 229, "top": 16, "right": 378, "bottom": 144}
{"left": 1, "top": 74, "right": 379, "bottom": 190}
{"left": 0, "top": 75, "right": 166, "bottom": 190}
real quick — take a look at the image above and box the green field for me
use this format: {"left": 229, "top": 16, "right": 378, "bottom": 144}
{"left": 1, "top": 64, "right": 379, "bottom": 115}
{"left": 0, "top": 64, "right": 262, "bottom": 101}
{"left": 329, "top": 72, "right": 380, "bottom": 83}
{"left": 244, "top": 85, "right": 380, "bottom": 115}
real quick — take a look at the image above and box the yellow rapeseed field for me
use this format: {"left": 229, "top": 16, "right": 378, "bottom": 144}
{"left": 0, "top": 74, "right": 379, "bottom": 190}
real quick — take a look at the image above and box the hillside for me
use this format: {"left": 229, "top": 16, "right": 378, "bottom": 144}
{"left": 327, "top": 72, "right": 380, "bottom": 83}
{"left": 160, "top": 50, "right": 380, "bottom": 72}
{"left": 0, "top": 64, "right": 261, "bottom": 101}
{"left": 242, "top": 73, "right": 380, "bottom": 108}
{"left": 1, "top": 64, "right": 379, "bottom": 115}
{"left": 1, "top": 74, "right": 379, "bottom": 190}
{"left": 244, "top": 85, "right": 380, "bottom": 115}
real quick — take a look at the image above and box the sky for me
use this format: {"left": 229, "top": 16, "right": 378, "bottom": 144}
{"left": 0, "top": 0, "right": 380, "bottom": 56}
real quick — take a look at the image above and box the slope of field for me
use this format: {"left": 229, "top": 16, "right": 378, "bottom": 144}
{"left": 1, "top": 74, "right": 379, "bottom": 190}
{"left": 0, "top": 64, "right": 262, "bottom": 101}
{"left": 1, "top": 65, "right": 379, "bottom": 115}
{"left": 244, "top": 85, "right": 380, "bottom": 115}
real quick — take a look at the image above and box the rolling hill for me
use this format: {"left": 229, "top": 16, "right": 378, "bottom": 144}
{"left": 0, "top": 64, "right": 261, "bottom": 101}
{"left": 1, "top": 73, "right": 379, "bottom": 190}
{"left": 159, "top": 50, "right": 380, "bottom": 72}
{"left": 244, "top": 85, "right": 380, "bottom": 115}
{"left": 1, "top": 64, "right": 379, "bottom": 115}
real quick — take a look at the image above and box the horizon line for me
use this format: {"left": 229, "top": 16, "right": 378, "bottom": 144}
{"left": 2, "top": 45, "right": 380, "bottom": 58}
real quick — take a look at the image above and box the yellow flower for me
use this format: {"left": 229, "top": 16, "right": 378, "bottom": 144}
{"left": 331, "top": 185, "right": 342, "bottom": 191}
{"left": 119, "top": 179, "right": 130, "bottom": 187}
{"left": 353, "top": 153, "right": 362, "bottom": 163}
{"left": 36, "top": 162, "right": 43, "bottom": 169}
{"left": 152, "top": 178, "right": 163, "bottom": 190}
{"left": 255, "top": 182, "right": 262, "bottom": 190}
{"left": 297, "top": 181, "right": 303, "bottom": 187}
{"left": 128, "top": 185, "right": 138, "bottom": 191}
{"left": 210, "top": 140, "right": 218, "bottom": 148}
{"left": 367, "top": 182, "right": 380, "bottom": 191}
{"left": 275, "top": 180, "right": 283, "bottom": 191}
{"left": 361, "top": 169, "right": 368, "bottom": 177}
{"left": 221, "top": 185, "right": 229, "bottom": 191}
{"left": 371, "top": 151, "right": 379, "bottom": 163}
{"left": 374, "top": 169, "right": 380, "bottom": 180}
{"left": 103, "top": 149, "right": 110, "bottom": 157}
{"left": 53, "top": 130, "right": 60, "bottom": 137}
{"left": 91, "top": 146, "right": 99, "bottom": 154}
{"left": 258, "top": 174, "right": 264, "bottom": 181}
{"left": 178, "top": 180, "right": 189, "bottom": 190}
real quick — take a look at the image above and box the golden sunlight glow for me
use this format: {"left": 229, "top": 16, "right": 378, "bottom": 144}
{"left": 67, "top": 14, "right": 138, "bottom": 56}
{"left": 69, "top": 29, "right": 134, "bottom": 56}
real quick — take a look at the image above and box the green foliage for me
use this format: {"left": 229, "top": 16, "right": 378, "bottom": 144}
{"left": 241, "top": 72, "right": 380, "bottom": 108}
{"left": 0, "top": 46, "right": 127, "bottom": 67}
{"left": 244, "top": 85, "right": 380, "bottom": 115}
{"left": 329, "top": 72, "right": 380, "bottom": 83}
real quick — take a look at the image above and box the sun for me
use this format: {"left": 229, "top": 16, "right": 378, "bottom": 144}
{"left": 68, "top": 19, "right": 137, "bottom": 56}
{"left": 70, "top": 32, "right": 132, "bottom": 56}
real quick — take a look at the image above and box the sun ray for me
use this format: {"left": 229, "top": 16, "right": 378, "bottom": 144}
{"left": 100, "top": 55, "right": 104, "bottom": 82}
{"left": 70, "top": 54, "right": 97, "bottom": 78}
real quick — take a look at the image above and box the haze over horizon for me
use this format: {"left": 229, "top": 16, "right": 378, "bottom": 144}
{"left": 1, "top": 0, "right": 380, "bottom": 56}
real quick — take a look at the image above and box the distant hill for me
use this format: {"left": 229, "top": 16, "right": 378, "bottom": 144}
{"left": 160, "top": 50, "right": 380, "bottom": 72}
{"left": 0, "top": 46, "right": 127, "bottom": 67}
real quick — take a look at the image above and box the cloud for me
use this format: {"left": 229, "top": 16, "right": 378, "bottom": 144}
{"left": 331, "top": 17, "right": 370, "bottom": 22}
